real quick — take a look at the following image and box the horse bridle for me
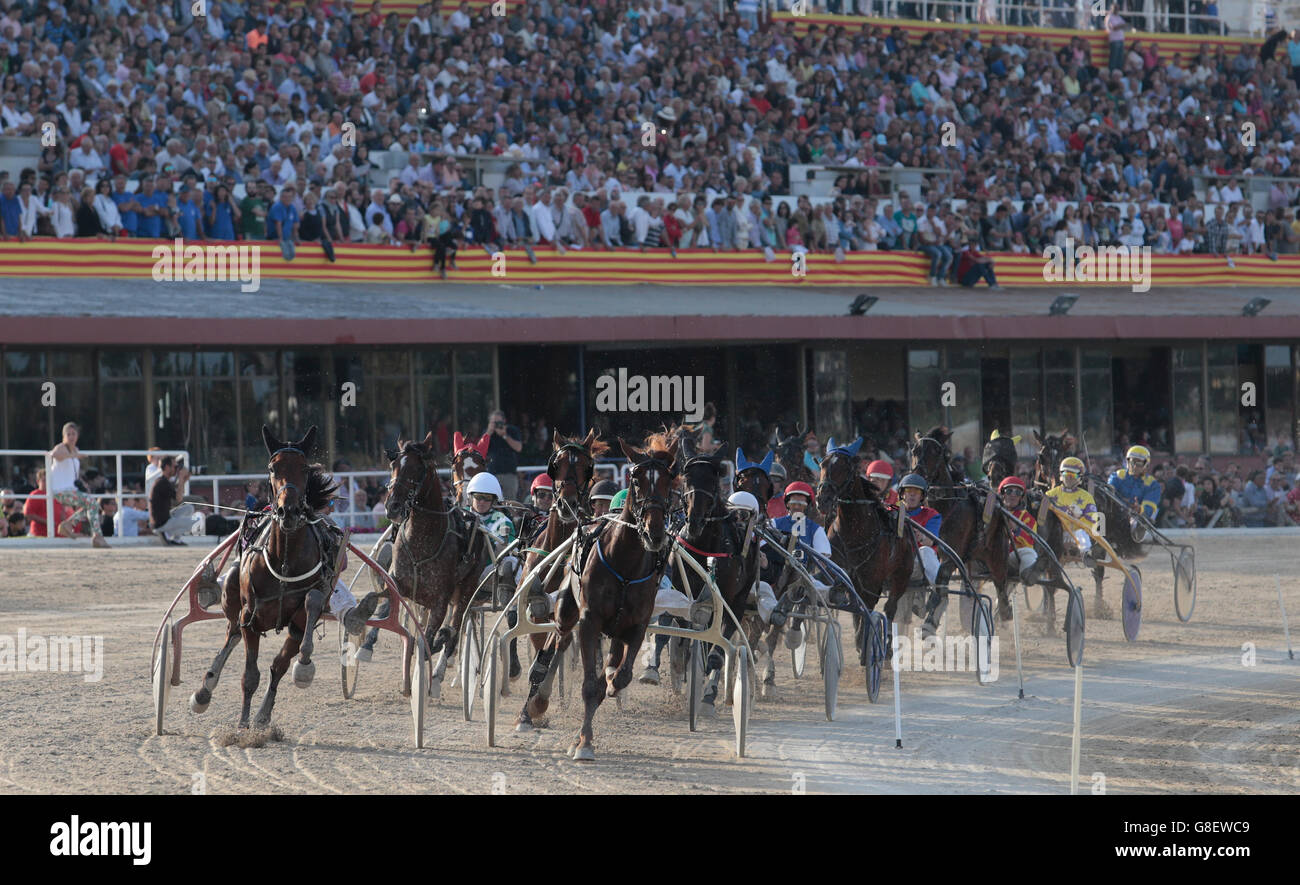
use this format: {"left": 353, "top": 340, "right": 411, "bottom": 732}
{"left": 910, "top": 436, "right": 967, "bottom": 501}
{"left": 627, "top": 456, "right": 676, "bottom": 521}
{"left": 816, "top": 451, "right": 874, "bottom": 508}
{"left": 547, "top": 443, "right": 594, "bottom": 521}
{"left": 267, "top": 446, "right": 312, "bottom": 530}
{"left": 681, "top": 456, "right": 731, "bottom": 525}
{"left": 388, "top": 445, "right": 446, "bottom": 524}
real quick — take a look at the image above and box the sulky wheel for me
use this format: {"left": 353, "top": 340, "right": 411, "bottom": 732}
{"left": 460, "top": 615, "right": 481, "bottom": 721}
{"left": 1065, "top": 585, "right": 1086, "bottom": 668}
{"left": 866, "top": 612, "right": 886, "bottom": 704}
{"left": 791, "top": 617, "right": 808, "bottom": 679}
{"left": 340, "top": 620, "right": 360, "bottom": 700}
{"left": 823, "top": 621, "right": 842, "bottom": 721}
{"left": 733, "top": 648, "right": 752, "bottom": 758}
{"left": 1121, "top": 565, "right": 1143, "bottom": 641}
{"left": 687, "top": 639, "right": 705, "bottom": 732}
{"left": 410, "top": 636, "right": 427, "bottom": 749}
{"left": 1174, "top": 549, "right": 1197, "bottom": 623}
{"left": 972, "top": 598, "right": 994, "bottom": 685}
{"left": 483, "top": 633, "right": 500, "bottom": 747}
{"left": 152, "top": 621, "right": 173, "bottom": 736}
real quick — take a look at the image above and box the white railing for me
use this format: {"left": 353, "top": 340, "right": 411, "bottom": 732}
{"left": 0, "top": 448, "right": 189, "bottom": 539}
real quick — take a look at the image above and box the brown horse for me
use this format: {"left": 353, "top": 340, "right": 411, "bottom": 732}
{"left": 981, "top": 431, "right": 1020, "bottom": 489}
{"left": 550, "top": 432, "right": 679, "bottom": 761}
{"left": 771, "top": 425, "right": 817, "bottom": 486}
{"left": 733, "top": 451, "right": 787, "bottom": 684}
{"left": 514, "top": 429, "right": 608, "bottom": 731}
{"left": 815, "top": 443, "right": 914, "bottom": 651}
{"left": 909, "top": 427, "right": 1012, "bottom": 622}
{"left": 189, "top": 425, "right": 341, "bottom": 729}
{"left": 351, "top": 431, "right": 485, "bottom": 698}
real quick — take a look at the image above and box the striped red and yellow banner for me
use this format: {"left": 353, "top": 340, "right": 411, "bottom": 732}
{"left": 772, "top": 11, "right": 1262, "bottom": 54}
{"left": 0, "top": 240, "right": 1296, "bottom": 287}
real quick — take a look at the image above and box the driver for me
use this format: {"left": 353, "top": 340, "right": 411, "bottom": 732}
{"left": 589, "top": 479, "right": 618, "bottom": 518}
{"left": 1046, "top": 456, "right": 1103, "bottom": 564}
{"left": 998, "top": 476, "right": 1042, "bottom": 585}
{"left": 899, "top": 474, "right": 942, "bottom": 587}
{"left": 1107, "top": 445, "right": 1159, "bottom": 542}
{"left": 865, "top": 459, "right": 899, "bottom": 506}
{"left": 728, "top": 491, "right": 783, "bottom": 627}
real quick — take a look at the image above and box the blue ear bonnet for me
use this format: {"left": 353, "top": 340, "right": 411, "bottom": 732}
{"left": 826, "top": 436, "right": 864, "bottom": 457}
{"left": 735, "top": 447, "right": 774, "bottom": 475}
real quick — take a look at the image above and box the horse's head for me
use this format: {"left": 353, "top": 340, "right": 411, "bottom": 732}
{"left": 619, "top": 433, "right": 679, "bottom": 553}
{"left": 679, "top": 445, "right": 727, "bottom": 544}
{"left": 734, "top": 468, "right": 773, "bottom": 511}
{"left": 981, "top": 432, "right": 1020, "bottom": 488}
{"left": 548, "top": 428, "right": 607, "bottom": 520}
{"left": 263, "top": 424, "right": 317, "bottom": 533}
{"left": 908, "top": 427, "right": 950, "bottom": 485}
{"left": 1032, "top": 428, "right": 1075, "bottom": 488}
{"left": 771, "top": 424, "right": 807, "bottom": 480}
{"left": 385, "top": 431, "right": 437, "bottom": 523}
{"left": 451, "top": 430, "right": 489, "bottom": 495}
{"left": 673, "top": 423, "right": 702, "bottom": 462}
{"left": 816, "top": 448, "right": 866, "bottom": 515}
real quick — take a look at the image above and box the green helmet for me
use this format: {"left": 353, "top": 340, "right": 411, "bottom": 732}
{"left": 610, "top": 488, "right": 629, "bottom": 512}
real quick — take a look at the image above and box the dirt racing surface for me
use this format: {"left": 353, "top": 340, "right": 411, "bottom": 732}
{"left": 0, "top": 533, "right": 1296, "bottom": 794}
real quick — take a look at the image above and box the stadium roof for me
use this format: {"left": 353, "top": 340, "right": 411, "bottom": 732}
{"left": 2, "top": 278, "right": 1298, "bottom": 345}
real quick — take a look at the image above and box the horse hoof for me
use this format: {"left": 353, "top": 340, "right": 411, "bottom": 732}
{"left": 427, "top": 675, "right": 443, "bottom": 701}
{"left": 354, "top": 646, "right": 374, "bottom": 663}
{"left": 189, "top": 693, "right": 210, "bottom": 714}
{"left": 573, "top": 745, "right": 596, "bottom": 762}
{"left": 291, "top": 660, "right": 316, "bottom": 688}
{"left": 515, "top": 719, "right": 533, "bottom": 733}
{"left": 639, "top": 667, "right": 660, "bottom": 685}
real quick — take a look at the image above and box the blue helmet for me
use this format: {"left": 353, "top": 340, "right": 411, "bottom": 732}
{"left": 898, "top": 473, "right": 929, "bottom": 493}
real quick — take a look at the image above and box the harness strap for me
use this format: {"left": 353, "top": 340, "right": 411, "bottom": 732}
{"left": 676, "top": 537, "right": 730, "bottom": 558}
{"left": 595, "top": 536, "right": 659, "bottom": 586}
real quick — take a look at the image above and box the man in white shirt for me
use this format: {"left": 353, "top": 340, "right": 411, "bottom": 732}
{"left": 365, "top": 190, "right": 395, "bottom": 237}
{"left": 625, "top": 195, "right": 652, "bottom": 247}
{"left": 448, "top": 1, "right": 472, "bottom": 32}
{"left": 70, "top": 139, "right": 105, "bottom": 174}
{"left": 529, "top": 188, "right": 559, "bottom": 245}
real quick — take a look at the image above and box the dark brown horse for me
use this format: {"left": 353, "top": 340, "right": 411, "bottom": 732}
{"left": 351, "top": 431, "right": 485, "bottom": 698}
{"left": 909, "top": 427, "right": 1012, "bottom": 622}
{"left": 771, "top": 425, "right": 817, "bottom": 486}
{"left": 815, "top": 443, "right": 914, "bottom": 650}
{"left": 548, "top": 432, "right": 679, "bottom": 761}
{"left": 189, "top": 425, "right": 341, "bottom": 729}
{"left": 514, "top": 429, "right": 608, "bottom": 731}
{"left": 981, "top": 431, "right": 1020, "bottom": 489}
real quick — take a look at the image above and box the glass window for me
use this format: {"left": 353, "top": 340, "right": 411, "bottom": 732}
{"left": 154, "top": 379, "right": 193, "bottom": 452}
{"left": 943, "top": 348, "right": 983, "bottom": 456}
{"left": 1080, "top": 349, "right": 1113, "bottom": 458}
{"left": 1264, "top": 345, "right": 1292, "bottom": 454}
{"left": 51, "top": 380, "right": 95, "bottom": 451}
{"left": 5, "top": 380, "right": 48, "bottom": 449}
{"left": 100, "top": 379, "right": 144, "bottom": 450}
{"left": 284, "top": 351, "right": 325, "bottom": 437}
{"left": 99, "top": 351, "right": 142, "bottom": 379}
{"left": 813, "top": 350, "right": 851, "bottom": 444}
{"left": 456, "top": 375, "right": 494, "bottom": 436}
{"left": 49, "top": 351, "right": 92, "bottom": 377}
{"left": 1172, "top": 346, "right": 1204, "bottom": 454}
{"left": 1207, "top": 345, "right": 1237, "bottom": 454}
{"left": 4, "top": 351, "right": 45, "bottom": 378}
{"left": 417, "top": 374, "right": 453, "bottom": 456}
{"left": 198, "top": 352, "right": 235, "bottom": 377}
{"left": 418, "top": 350, "right": 452, "bottom": 376}
{"left": 455, "top": 349, "right": 492, "bottom": 375}
{"left": 154, "top": 350, "right": 194, "bottom": 377}
{"left": 240, "top": 351, "right": 277, "bottom": 377}
{"left": 1010, "top": 348, "right": 1041, "bottom": 458}
{"left": 240, "top": 377, "right": 280, "bottom": 468}
{"left": 372, "top": 350, "right": 410, "bottom": 376}
{"left": 198, "top": 379, "right": 238, "bottom": 472}
{"left": 907, "top": 349, "right": 943, "bottom": 441}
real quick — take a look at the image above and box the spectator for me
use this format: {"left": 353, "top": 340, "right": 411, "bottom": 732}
{"left": 485, "top": 409, "right": 523, "bottom": 502}
{"left": 114, "top": 495, "right": 153, "bottom": 538}
{"left": 47, "top": 422, "right": 109, "bottom": 547}
{"left": 299, "top": 191, "right": 336, "bottom": 262}
{"left": 956, "top": 241, "right": 1001, "bottom": 288}
{"left": 150, "top": 456, "right": 194, "bottom": 546}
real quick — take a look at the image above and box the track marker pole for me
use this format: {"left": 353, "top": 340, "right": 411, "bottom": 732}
{"left": 891, "top": 621, "right": 903, "bottom": 748}
{"left": 1011, "top": 591, "right": 1025, "bottom": 699}
{"left": 1069, "top": 664, "right": 1083, "bottom": 795}
{"left": 1277, "top": 576, "right": 1295, "bottom": 661}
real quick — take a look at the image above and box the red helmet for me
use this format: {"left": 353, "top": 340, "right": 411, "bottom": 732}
{"left": 783, "top": 481, "right": 815, "bottom": 501}
{"left": 866, "top": 460, "right": 894, "bottom": 479}
{"left": 530, "top": 473, "right": 554, "bottom": 493}
{"left": 998, "top": 476, "right": 1027, "bottom": 493}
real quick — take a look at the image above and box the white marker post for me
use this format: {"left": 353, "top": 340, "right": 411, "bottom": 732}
{"left": 1011, "top": 591, "right": 1025, "bottom": 699}
{"left": 1277, "top": 576, "right": 1295, "bottom": 661}
{"left": 891, "top": 620, "right": 903, "bottom": 748}
{"left": 1069, "top": 664, "right": 1083, "bottom": 795}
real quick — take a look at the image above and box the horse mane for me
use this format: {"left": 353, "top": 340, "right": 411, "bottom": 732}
{"left": 305, "top": 464, "right": 339, "bottom": 510}
{"left": 643, "top": 429, "right": 677, "bottom": 462}
{"left": 923, "top": 426, "right": 949, "bottom": 445}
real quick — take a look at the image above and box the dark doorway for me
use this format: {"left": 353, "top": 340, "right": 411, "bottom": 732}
{"left": 497, "top": 345, "right": 580, "bottom": 463}
{"left": 1112, "top": 347, "right": 1172, "bottom": 452}
{"left": 981, "top": 357, "right": 1011, "bottom": 442}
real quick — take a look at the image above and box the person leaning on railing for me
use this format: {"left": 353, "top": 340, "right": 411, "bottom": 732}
{"left": 47, "top": 421, "right": 109, "bottom": 548}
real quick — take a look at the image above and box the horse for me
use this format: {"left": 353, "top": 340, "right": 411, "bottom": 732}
{"left": 815, "top": 443, "right": 914, "bottom": 653}
{"left": 732, "top": 447, "right": 791, "bottom": 688}
{"left": 771, "top": 425, "right": 817, "bottom": 486}
{"left": 513, "top": 429, "right": 608, "bottom": 731}
{"left": 188, "top": 425, "right": 341, "bottom": 730}
{"left": 909, "top": 427, "right": 1012, "bottom": 623}
{"left": 351, "top": 431, "right": 486, "bottom": 699}
{"left": 981, "top": 430, "right": 1020, "bottom": 488}
{"left": 535, "top": 432, "right": 679, "bottom": 762}
{"left": 450, "top": 430, "right": 490, "bottom": 505}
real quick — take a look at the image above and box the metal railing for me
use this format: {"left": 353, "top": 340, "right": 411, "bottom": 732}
{"left": 0, "top": 448, "right": 189, "bottom": 539}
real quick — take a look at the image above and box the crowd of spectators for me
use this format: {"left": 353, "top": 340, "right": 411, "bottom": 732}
{"left": 0, "top": 0, "right": 1295, "bottom": 281}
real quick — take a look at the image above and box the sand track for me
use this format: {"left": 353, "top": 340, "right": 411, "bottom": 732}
{"left": 1, "top": 535, "right": 1296, "bottom": 794}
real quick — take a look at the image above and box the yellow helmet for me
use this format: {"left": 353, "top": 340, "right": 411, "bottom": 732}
{"left": 1125, "top": 445, "right": 1151, "bottom": 462}
{"left": 1059, "top": 456, "right": 1085, "bottom": 476}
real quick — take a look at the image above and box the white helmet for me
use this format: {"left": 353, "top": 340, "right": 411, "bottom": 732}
{"left": 727, "top": 491, "right": 760, "bottom": 513}
{"left": 466, "top": 472, "right": 504, "bottom": 501}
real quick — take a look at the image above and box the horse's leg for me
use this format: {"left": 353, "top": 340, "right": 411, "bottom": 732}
{"left": 190, "top": 621, "right": 241, "bottom": 714}
{"left": 254, "top": 624, "right": 302, "bottom": 727}
{"left": 517, "top": 632, "right": 562, "bottom": 729}
{"left": 572, "top": 613, "right": 604, "bottom": 762}
{"left": 238, "top": 628, "right": 260, "bottom": 729}
{"left": 292, "top": 587, "right": 326, "bottom": 687}
{"left": 611, "top": 625, "right": 645, "bottom": 697}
